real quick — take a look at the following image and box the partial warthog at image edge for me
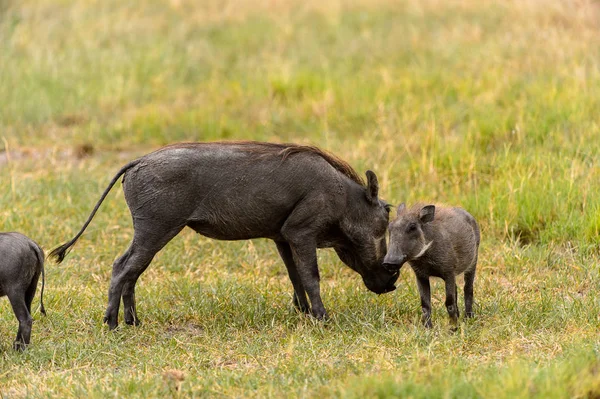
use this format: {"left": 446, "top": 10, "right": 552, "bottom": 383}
{"left": 0, "top": 232, "right": 46, "bottom": 350}
{"left": 50, "top": 141, "right": 399, "bottom": 329}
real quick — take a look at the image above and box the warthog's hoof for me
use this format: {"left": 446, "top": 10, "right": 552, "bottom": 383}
{"left": 311, "top": 310, "right": 329, "bottom": 321}
{"left": 13, "top": 340, "right": 26, "bottom": 351}
{"left": 125, "top": 317, "right": 141, "bottom": 326}
{"left": 103, "top": 316, "right": 119, "bottom": 330}
{"left": 422, "top": 316, "right": 433, "bottom": 329}
{"left": 293, "top": 301, "right": 311, "bottom": 315}
{"left": 449, "top": 317, "right": 459, "bottom": 333}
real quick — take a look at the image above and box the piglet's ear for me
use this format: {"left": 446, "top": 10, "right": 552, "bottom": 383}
{"left": 365, "top": 170, "right": 379, "bottom": 205}
{"left": 397, "top": 203, "right": 406, "bottom": 214}
{"left": 419, "top": 205, "right": 435, "bottom": 223}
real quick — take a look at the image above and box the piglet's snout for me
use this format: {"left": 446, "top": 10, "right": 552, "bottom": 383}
{"left": 382, "top": 254, "right": 406, "bottom": 272}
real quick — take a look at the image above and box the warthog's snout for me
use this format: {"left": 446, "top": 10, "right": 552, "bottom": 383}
{"left": 363, "top": 271, "right": 399, "bottom": 295}
{"left": 370, "top": 282, "right": 397, "bottom": 295}
{"left": 379, "top": 281, "right": 397, "bottom": 294}
{"left": 363, "top": 270, "right": 399, "bottom": 294}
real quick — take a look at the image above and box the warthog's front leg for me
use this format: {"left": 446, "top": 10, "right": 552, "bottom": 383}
{"left": 275, "top": 241, "right": 310, "bottom": 314}
{"left": 287, "top": 240, "right": 326, "bottom": 320}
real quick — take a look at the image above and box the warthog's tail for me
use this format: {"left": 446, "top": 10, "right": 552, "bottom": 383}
{"left": 31, "top": 242, "right": 46, "bottom": 316}
{"left": 49, "top": 159, "right": 142, "bottom": 263}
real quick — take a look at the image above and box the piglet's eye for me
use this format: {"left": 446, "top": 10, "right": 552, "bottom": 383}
{"left": 406, "top": 223, "right": 417, "bottom": 233}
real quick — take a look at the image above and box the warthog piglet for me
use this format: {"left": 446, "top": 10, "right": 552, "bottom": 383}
{"left": 384, "top": 203, "right": 480, "bottom": 328}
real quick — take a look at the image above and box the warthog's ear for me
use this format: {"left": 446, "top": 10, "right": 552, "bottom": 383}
{"left": 419, "top": 205, "right": 435, "bottom": 223}
{"left": 397, "top": 203, "right": 406, "bottom": 214}
{"left": 365, "top": 170, "right": 379, "bottom": 205}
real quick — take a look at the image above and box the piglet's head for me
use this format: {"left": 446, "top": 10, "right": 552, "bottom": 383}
{"left": 383, "top": 203, "right": 435, "bottom": 272}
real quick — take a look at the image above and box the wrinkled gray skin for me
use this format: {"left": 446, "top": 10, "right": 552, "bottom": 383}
{"left": 0, "top": 232, "right": 46, "bottom": 351}
{"left": 50, "top": 142, "right": 398, "bottom": 329}
{"left": 383, "top": 203, "right": 480, "bottom": 328}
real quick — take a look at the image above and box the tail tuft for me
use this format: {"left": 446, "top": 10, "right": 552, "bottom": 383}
{"left": 48, "top": 243, "right": 71, "bottom": 263}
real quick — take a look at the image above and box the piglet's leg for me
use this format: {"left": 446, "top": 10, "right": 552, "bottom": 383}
{"left": 444, "top": 276, "right": 459, "bottom": 329}
{"left": 464, "top": 269, "right": 476, "bottom": 318}
{"left": 416, "top": 275, "right": 432, "bottom": 328}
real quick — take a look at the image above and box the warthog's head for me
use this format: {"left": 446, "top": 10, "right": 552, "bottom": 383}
{"left": 383, "top": 203, "right": 435, "bottom": 272}
{"left": 335, "top": 171, "right": 399, "bottom": 294}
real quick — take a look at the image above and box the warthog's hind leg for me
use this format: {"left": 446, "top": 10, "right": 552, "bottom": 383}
{"left": 104, "top": 223, "right": 184, "bottom": 330}
{"left": 7, "top": 292, "right": 33, "bottom": 351}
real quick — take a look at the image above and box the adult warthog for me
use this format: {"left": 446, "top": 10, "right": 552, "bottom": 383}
{"left": 51, "top": 142, "right": 398, "bottom": 329}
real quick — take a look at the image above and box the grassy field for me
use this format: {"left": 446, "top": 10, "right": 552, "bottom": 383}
{"left": 1, "top": 0, "right": 600, "bottom": 397}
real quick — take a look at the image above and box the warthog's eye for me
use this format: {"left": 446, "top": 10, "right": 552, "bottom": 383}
{"left": 406, "top": 223, "right": 417, "bottom": 233}
{"left": 383, "top": 203, "right": 392, "bottom": 213}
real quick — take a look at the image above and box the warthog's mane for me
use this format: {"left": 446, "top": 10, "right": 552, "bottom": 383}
{"left": 163, "top": 141, "right": 366, "bottom": 187}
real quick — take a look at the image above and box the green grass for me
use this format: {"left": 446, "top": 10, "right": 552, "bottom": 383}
{"left": 1, "top": 0, "right": 600, "bottom": 397}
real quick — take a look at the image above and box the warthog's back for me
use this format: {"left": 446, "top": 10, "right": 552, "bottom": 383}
{"left": 0, "top": 232, "right": 42, "bottom": 297}
{"left": 430, "top": 206, "right": 479, "bottom": 274}
{"left": 121, "top": 142, "right": 357, "bottom": 241}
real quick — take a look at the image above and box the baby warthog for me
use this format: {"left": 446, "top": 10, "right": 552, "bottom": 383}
{"left": 383, "top": 203, "right": 480, "bottom": 328}
{"left": 0, "top": 232, "right": 46, "bottom": 350}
